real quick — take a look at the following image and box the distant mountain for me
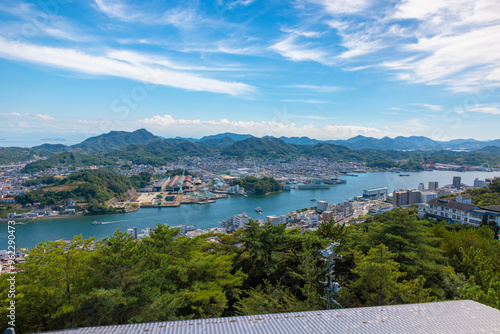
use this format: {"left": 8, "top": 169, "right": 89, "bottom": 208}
{"left": 199, "top": 132, "right": 253, "bottom": 142}
{"left": 223, "top": 137, "right": 300, "bottom": 158}
{"left": 32, "top": 143, "right": 70, "bottom": 154}
{"left": 477, "top": 146, "right": 500, "bottom": 154}
{"left": 276, "top": 136, "right": 322, "bottom": 145}
{"left": 107, "top": 139, "right": 216, "bottom": 165}
{"left": 198, "top": 137, "right": 237, "bottom": 149}
{"left": 71, "top": 129, "right": 160, "bottom": 153}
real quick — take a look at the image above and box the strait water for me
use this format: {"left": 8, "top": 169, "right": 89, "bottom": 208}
{"left": 2, "top": 171, "right": 499, "bottom": 249}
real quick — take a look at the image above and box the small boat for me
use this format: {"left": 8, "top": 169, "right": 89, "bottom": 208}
{"left": 399, "top": 174, "right": 410, "bottom": 176}
{"left": 197, "top": 200, "right": 215, "bottom": 205}
{"left": 92, "top": 221, "right": 103, "bottom": 225}
{"left": 310, "top": 198, "right": 317, "bottom": 201}
{"left": 255, "top": 207, "right": 263, "bottom": 213}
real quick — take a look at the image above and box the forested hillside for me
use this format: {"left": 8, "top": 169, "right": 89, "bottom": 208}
{"left": 1, "top": 209, "right": 499, "bottom": 332}
{"left": 15, "top": 170, "right": 152, "bottom": 213}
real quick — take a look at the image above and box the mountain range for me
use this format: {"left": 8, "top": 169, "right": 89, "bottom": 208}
{"left": 2, "top": 129, "right": 500, "bottom": 170}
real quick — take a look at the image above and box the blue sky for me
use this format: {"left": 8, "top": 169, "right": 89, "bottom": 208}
{"left": 1, "top": 0, "right": 500, "bottom": 146}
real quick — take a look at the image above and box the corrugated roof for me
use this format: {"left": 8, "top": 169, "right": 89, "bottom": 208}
{"left": 428, "top": 198, "right": 476, "bottom": 211}
{"left": 34, "top": 300, "right": 500, "bottom": 334}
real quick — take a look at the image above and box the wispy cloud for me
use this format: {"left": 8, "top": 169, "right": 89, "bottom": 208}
{"left": 1, "top": 112, "right": 55, "bottom": 121}
{"left": 285, "top": 84, "right": 346, "bottom": 93}
{"left": 0, "top": 2, "right": 90, "bottom": 42}
{"left": 456, "top": 103, "right": 500, "bottom": 115}
{"left": 281, "top": 99, "right": 336, "bottom": 104}
{"left": 270, "top": 34, "right": 332, "bottom": 64}
{"left": 0, "top": 37, "right": 255, "bottom": 95}
{"left": 414, "top": 103, "right": 443, "bottom": 111}
{"left": 138, "top": 114, "right": 402, "bottom": 139}
{"left": 94, "top": 0, "right": 219, "bottom": 30}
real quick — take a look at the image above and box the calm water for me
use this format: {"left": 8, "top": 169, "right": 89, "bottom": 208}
{"left": 2, "top": 171, "right": 499, "bottom": 249}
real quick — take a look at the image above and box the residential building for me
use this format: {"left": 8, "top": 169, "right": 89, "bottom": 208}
{"left": 233, "top": 212, "right": 249, "bottom": 229}
{"left": 418, "top": 183, "right": 425, "bottom": 191}
{"left": 453, "top": 176, "right": 461, "bottom": 190}
{"left": 321, "top": 211, "right": 334, "bottom": 222}
{"left": 392, "top": 189, "right": 421, "bottom": 207}
{"left": 428, "top": 181, "right": 438, "bottom": 191}
{"left": 317, "top": 200, "right": 329, "bottom": 212}
{"left": 418, "top": 196, "right": 500, "bottom": 229}
{"left": 127, "top": 227, "right": 138, "bottom": 239}
{"left": 474, "top": 178, "right": 485, "bottom": 188}
{"left": 420, "top": 191, "right": 438, "bottom": 203}
{"left": 266, "top": 214, "right": 287, "bottom": 225}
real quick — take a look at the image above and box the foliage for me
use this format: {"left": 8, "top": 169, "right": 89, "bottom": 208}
{"left": 16, "top": 169, "right": 144, "bottom": 208}
{"left": 21, "top": 152, "right": 116, "bottom": 173}
{"left": 466, "top": 178, "right": 500, "bottom": 206}
{"left": 1, "top": 208, "right": 500, "bottom": 332}
{"left": 232, "top": 176, "right": 283, "bottom": 195}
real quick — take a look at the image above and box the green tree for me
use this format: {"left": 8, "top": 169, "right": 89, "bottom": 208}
{"left": 350, "top": 244, "right": 404, "bottom": 306}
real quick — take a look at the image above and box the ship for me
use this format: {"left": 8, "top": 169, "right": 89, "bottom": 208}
{"left": 310, "top": 198, "right": 317, "bottom": 201}
{"left": 92, "top": 221, "right": 102, "bottom": 225}
{"left": 255, "top": 207, "right": 263, "bottom": 213}
{"left": 297, "top": 184, "right": 330, "bottom": 190}
{"left": 399, "top": 173, "right": 410, "bottom": 176}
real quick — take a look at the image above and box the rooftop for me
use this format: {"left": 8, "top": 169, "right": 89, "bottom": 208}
{"left": 33, "top": 300, "right": 500, "bottom": 334}
{"left": 428, "top": 198, "right": 476, "bottom": 211}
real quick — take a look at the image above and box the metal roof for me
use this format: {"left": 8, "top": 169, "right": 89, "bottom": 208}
{"left": 36, "top": 300, "right": 500, "bottom": 334}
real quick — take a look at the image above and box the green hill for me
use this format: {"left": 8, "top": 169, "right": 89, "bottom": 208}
{"left": 107, "top": 139, "right": 217, "bottom": 165}
{"left": 21, "top": 152, "right": 116, "bottom": 173}
{"left": 71, "top": 129, "right": 160, "bottom": 153}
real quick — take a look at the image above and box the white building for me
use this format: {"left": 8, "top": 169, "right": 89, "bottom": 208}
{"left": 127, "top": 227, "right": 138, "bottom": 239}
{"left": 266, "top": 215, "right": 287, "bottom": 225}
{"left": 233, "top": 212, "right": 250, "bottom": 229}
{"left": 418, "top": 196, "right": 500, "bottom": 228}
{"left": 317, "top": 201, "right": 329, "bottom": 212}
{"left": 363, "top": 187, "right": 388, "bottom": 200}
{"left": 420, "top": 191, "right": 438, "bottom": 203}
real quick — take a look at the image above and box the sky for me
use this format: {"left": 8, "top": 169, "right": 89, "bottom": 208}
{"left": 1, "top": 0, "right": 500, "bottom": 147}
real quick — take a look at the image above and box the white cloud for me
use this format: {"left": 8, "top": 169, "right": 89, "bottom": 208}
{"left": 281, "top": 99, "right": 336, "bottom": 104}
{"left": 455, "top": 104, "right": 500, "bottom": 115}
{"left": 270, "top": 34, "right": 332, "bottom": 64}
{"left": 414, "top": 103, "right": 443, "bottom": 111}
{"left": 0, "top": 112, "right": 55, "bottom": 121}
{"left": 138, "top": 114, "right": 402, "bottom": 139}
{"left": 94, "top": 0, "right": 213, "bottom": 29}
{"left": 0, "top": 37, "right": 255, "bottom": 95}
{"left": 306, "top": 0, "right": 372, "bottom": 15}
{"left": 285, "top": 85, "right": 345, "bottom": 92}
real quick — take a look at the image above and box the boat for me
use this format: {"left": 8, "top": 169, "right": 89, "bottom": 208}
{"left": 310, "top": 198, "right": 317, "bottom": 201}
{"left": 297, "top": 184, "right": 330, "bottom": 190}
{"left": 255, "top": 207, "right": 263, "bottom": 213}
{"left": 92, "top": 221, "right": 103, "bottom": 225}
{"left": 196, "top": 200, "right": 215, "bottom": 205}
{"left": 346, "top": 173, "right": 358, "bottom": 177}
{"left": 399, "top": 174, "right": 410, "bottom": 176}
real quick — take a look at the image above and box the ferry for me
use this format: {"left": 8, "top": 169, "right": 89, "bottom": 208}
{"left": 297, "top": 184, "right": 330, "bottom": 190}
{"left": 255, "top": 207, "right": 263, "bottom": 213}
{"left": 92, "top": 221, "right": 103, "bottom": 225}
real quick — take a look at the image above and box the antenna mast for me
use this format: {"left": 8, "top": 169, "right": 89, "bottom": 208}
{"left": 318, "top": 242, "right": 342, "bottom": 310}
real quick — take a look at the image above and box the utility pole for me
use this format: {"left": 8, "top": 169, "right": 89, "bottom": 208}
{"left": 318, "top": 242, "right": 342, "bottom": 309}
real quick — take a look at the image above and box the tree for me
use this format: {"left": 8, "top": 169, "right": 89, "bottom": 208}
{"left": 350, "top": 244, "right": 404, "bottom": 306}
